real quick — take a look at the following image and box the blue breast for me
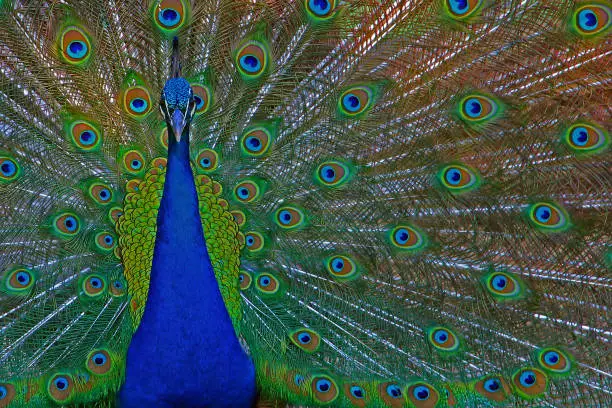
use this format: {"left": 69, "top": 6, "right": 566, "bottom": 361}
{"left": 118, "top": 136, "right": 256, "bottom": 407}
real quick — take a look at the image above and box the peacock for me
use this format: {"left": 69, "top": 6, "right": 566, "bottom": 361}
{"left": 0, "top": 0, "right": 610, "bottom": 406}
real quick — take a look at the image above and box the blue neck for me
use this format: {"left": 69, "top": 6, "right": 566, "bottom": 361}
{"left": 119, "top": 133, "right": 256, "bottom": 407}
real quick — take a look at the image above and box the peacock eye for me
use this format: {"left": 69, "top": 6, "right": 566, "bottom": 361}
{"left": 306, "top": 0, "right": 336, "bottom": 19}
{"left": 60, "top": 27, "right": 91, "bottom": 64}
{"left": 244, "top": 232, "right": 264, "bottom": 252}
{"left": 47, "top": 373, "right": 74, "bottom": 402}
{"left": 236, "top": 41, "right": 268, "bottom": 78}
{"left": 83, "top": 275, "right": 107, "bottom": 297}
{"left": 445, "top": 0, "right": 482, "bottom": 19}
{"left": 413, "top": 385, "right": 430, "bottom": 400}
{"left": 95, "top": 232, "right": 116, "bottom": 253}
{"left": 484, "top": 378, "right": 501, "bottom": 392}
{"left": 315, "top": 161, "right": 350, "bottom": 187}
{"left": 0, "top": 157, "right": 20, "bottom": 182}
{"left": 475, "top": 376, "right": 509, "bottom": 402}
{"left": 460, "top": 94, "right": 498, "bottom": 122}
{"left": 528, "top": 202, "right": 569, "bottom": 231}
{"left": 239, "top": 271, "right": 252, "bottom": 290}
{"left": 311, "top": 376, "right": 338, "bottom": 403}
{"left": 512, "top": 367, "right": 548, "bottom": 398}
{"left": 5, "top": 267, "right": 35, "bottom": 293}
{"left": 234, "top": 180, "right": 260, "bottom": 203}
{"left": 275, "top": 207, "right": 304, "bottom": 229}
{"left": 439, "top": 163, "right": 479, "bottom": 193}
{"left": 191, "top": 84, "right": 211, "bottom": 114}
{"left": 428, "top": 327, "right": 459, "bottom": 352}
{"left": 70, "top": 120, "right": 102, "bottom": 151}
{"left": 0, "top": 383, "right": 15, "bottom": 404}
{"left": 89, "top": 183, "right": 113, "bottom": 205}
{"left": 325, "top": 255, "right": 358, "bottom": 280}
{"left": 255, "top": 273, "right": 280, "bottom": 294}
{"left": 564, "top": 123, "right": 608, "bottom": 153}
{"left": 574, "top": 4, "right": 611, "bottom": 36}
{"left": 290, "top": 328, "right": 321, "bottom": 352}
{"left": 390, "top": 225, "right": 426, "bottom": 251}
{"left": 123, "top": 87, "right": 152, "bottom": 118}
{"left": 241, "top": 127, "right": 272, "bottom": 156}
{"left": 122, "top": 150, "right": 146, "bottom": 174}
{"left": 54, "top": 213, "right": 81, "bottom": 237}
{"left": 154, "top": 0, "right": 187, "bottom": 31}
{"left": 196, "top": 149, "right": 219, "bottom": 172}
{"left": 486, "top": 272, "right": 521, "bottom": 297}
{"left": 339, "top": 86, "right": 372, "bottom": 116}
{"left": 349, "top": 385, "right": 365, "bottom": 399}
{"left": 407, "top": 382, "right": 439, "bottom": 405}
{"left": 538, "top": 348, "right": 572, "bottom": 374}
{"left": 386, "top": 384, "right": 402, "bottom": 398}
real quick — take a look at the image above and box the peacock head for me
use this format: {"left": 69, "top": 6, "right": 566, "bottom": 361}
{"left": 159, "top": 37, "right": 195, "bottom": 143}
{"left": 160, "top": 77, "right": 195, "bottom": 143}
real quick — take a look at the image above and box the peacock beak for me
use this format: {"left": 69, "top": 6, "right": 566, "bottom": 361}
{"left": 171, "top": 109, "right": 186, "bottom": 142}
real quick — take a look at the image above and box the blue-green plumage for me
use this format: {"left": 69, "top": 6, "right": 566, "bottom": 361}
{"left": 0, "top": 1, "right": 610, "bottom": 407}
{"left": 119, "top": 128, "right": 255, "bottom": 407}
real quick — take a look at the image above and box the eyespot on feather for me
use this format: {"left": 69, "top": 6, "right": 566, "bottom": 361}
{"left": 438, "top": 163, "right": 480, "bottom": 193}
{"left": 255, "top": 272, "right": 280, "bottom": 295}
{"left": 196, "top": 149, "right": 219, "bottom": 172}
{"left": 239, "top": 271, "right": 252, "bottom": 290}
{"left": 325, "top": 255, "right": 359, "bottom": 280}
{"left": 3, "top": 267, "right": 35, "bottom": 295}
{"left": 512, "top": 367, "right": 548, "bottom": 398}
{"left": 563, "top": 123, "right": 609, "bottom": 154}
{"left": 275, "top": 206, "right": 305, "bottom": 229}
{"left": 458, "top": 94, "right": 499, "bottom": 123}
{"left": 483, "top": 271, "right": 525, "bottom": 300}
{"left": 0, "top": 156, "right": 20, "bottom": 183}
{"left": 315, "top": 161, "right": 350, "bottom": 187}
{"left": 70, "top": 120, "right": 102, "bottom": 151}
{"left": 109, "top": 278, "right": 127, "bottom": 297}
{"left": 236, "top": 41, "right": 268, "bottom": 78}
{"left": 537, "top": 348, "right": 572, "bottom": 375}
{"left": 87, "top": 349, "right": 113, "bottom": 375}
{"left": 94, "top": 232, "right": 117, "bottom": 253}
{"left": 390, "top": 224, "right": 427, "bottom": 251}
{"left": 60, "top": 26, "right": 92, "bottom": 65}
{"left": 234, "top": 180, "right": 260, "bottom": 203}
{"left": 108, "top": 207, "right": 123, "bottom": 225}
{"left": 153, "top": 0, "right": 188, "bottom": 31}
{"left": 378, "top": 382, "right": 404, "bottom": 407}
{"left": 286, "top": 371, "right": 309, "bottom": 395}
{"left": 0, "top": 382, "right": 16, "bottom": 406}
{"left": 88, "top": 183, "right": 113, "bottom": 205}
{"left": 339, "top": 86, "right": 373, "bottom": 117}
{"left": 122, "top": 150, "right": 146, "bottom": 175}
{"left": 428, "top": 327, "right": 460, "bottom": 352}
{"left": 474, "top": 375, "right": 511, "bottom": 402}
{"left": 53, "top": 213, "right": 81, "bottom": 237}
{"left": 191, "top": 83, "right": 211, "bottom": 114}
{"left": 444, "top": 0, "right": 483, "bottom": 19}
{"left": 572, "top": 4, "right": 611, "bottom": 37}
{"left": 46, "top": 373, "right": 74, "bottom": 403}
{"left": 123, "top": 86, "right": 152, "bottom": 118}
{"left": 344, "top": 383, "right": 368, "bottom": 407}
{"left": 81, "top": 274, "right": 107, "bottom": 298}
{"left": 406, "top": 382, "right": 440, "bottom": 408}
{"left": 241, "top": 127, "right": 272, "bottom": 156}
{"left": 231, "top": 210, "right": 246, "bottom": 227}
{"left": 305, "top": 0, "right": 336, "bottom": 20}
{"left": 244, "top": 231, "right": 264, "bottom": 252}
{"left": 527, "top": 202, "right": 570, "bottom": 232}
{"left": 289, "top": 328, "right": 321, "bottom": 353}
{"left": 311, "top": 375, "right": 338, "bottom": 404}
